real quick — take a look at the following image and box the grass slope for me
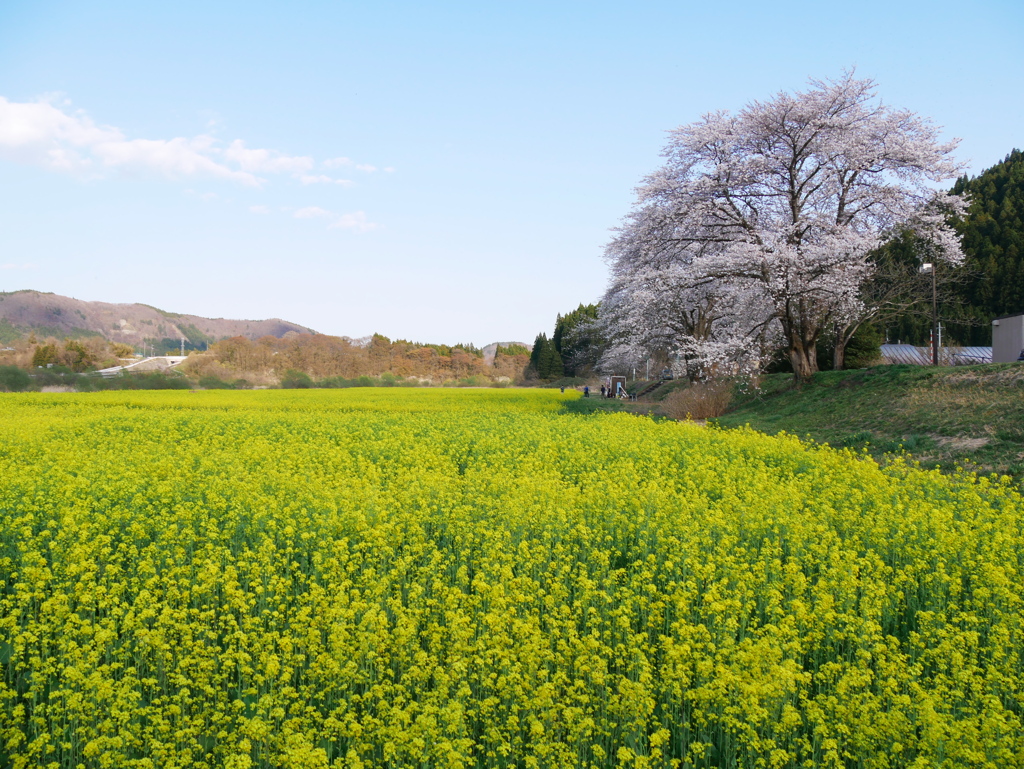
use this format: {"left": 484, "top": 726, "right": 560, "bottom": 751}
{"left": 720, "top": 364, "right": 1024, "bottom": 479}
{"left": 569, "top": 364, "right": 1024, "bottom": 482}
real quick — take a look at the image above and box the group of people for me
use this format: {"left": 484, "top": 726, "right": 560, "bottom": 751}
{"left": 572, "top": 383, "right": 628, "bottom": 399}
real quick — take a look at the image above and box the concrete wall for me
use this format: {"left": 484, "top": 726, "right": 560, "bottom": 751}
{"left": 992, "top": 314, "right": 1024, "bottom": 363}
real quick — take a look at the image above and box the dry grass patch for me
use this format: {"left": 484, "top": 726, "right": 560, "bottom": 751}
{"left": 663, "top": 379, "right": 734, "bottom": 420}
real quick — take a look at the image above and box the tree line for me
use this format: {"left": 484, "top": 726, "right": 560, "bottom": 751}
{"left": 527, "top": 304, "right": 599, "bottom": 380}
{"left": 0, "top": 331, "right": 533, "bottom": 391}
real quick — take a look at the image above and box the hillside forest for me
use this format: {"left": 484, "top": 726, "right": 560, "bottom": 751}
{"left": 0, "top": 333, "right": 531, "bottom": 389}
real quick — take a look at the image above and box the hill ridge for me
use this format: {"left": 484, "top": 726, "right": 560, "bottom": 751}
{"left": 0, "top": 290, "right": 316, "bottom": 347}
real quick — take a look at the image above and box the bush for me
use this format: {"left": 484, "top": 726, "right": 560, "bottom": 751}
{"left": 74, "top": 376, "right": 99, "bottom": 392}
{"left": 199, "top": 375, "right": 234, "bottom": 389}
{"left": 130, "top": 372, "right": 192, "bottom": 390}
{"left": 844, "top": 324, "right": 884, "bottom": 368}
{"left": 34, "top": 366, "right": 76, "bottom": 387}
{"left": 87, "top": 372, "right": 191, "bottom": 391}
{"left": 0, "top": 365, "right": 31, "bottom": 392}
{"left": 280, "top": 370, "right": 313, "bottom": 389}
{"left": 662, "top": 379, "right": 734, "bottom": 420}
{"left": 444, "top": 375, "right": 492, "bottom": 387}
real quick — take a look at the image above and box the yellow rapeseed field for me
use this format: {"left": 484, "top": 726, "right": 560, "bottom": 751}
{"left": 1, "top": 388, "right": 1022, "bottom": 768}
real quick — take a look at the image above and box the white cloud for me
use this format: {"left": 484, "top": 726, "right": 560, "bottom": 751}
{"left": 249, "top": 204, "right": 270, "bottom": 214}
{"left": 324, "top": 156, "right": 380, "bottom": 173}
{"left": 0, "top": 96, "right": 262, "bottom": 184}
{"left": 98, "top": 137, "right": 260, "bottom": 185}
{"left": 294, "top": 206, "right": 333, "bottom": 219}
{"left": 0, "top": 96, "right": 117, "bottom": 171}
{"left": 1, "top": 262, "right": 35, "bottom": 270}
{"left": 0, "top": 96, "right": 390, "bottom": 191}
{"left": 328, "top": 211, "right": 377, "bottom": 233}
{"left": 224, "top": 140, "right": 313, "bottom": 175}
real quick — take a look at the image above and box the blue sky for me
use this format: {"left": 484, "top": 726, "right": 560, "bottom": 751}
{"left": 0, "top": 0, "right": 1021, "bottom": 346}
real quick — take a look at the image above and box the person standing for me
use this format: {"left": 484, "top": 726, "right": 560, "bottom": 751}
{"left": 583, "top": 385, "right": 590, "bottom": 398}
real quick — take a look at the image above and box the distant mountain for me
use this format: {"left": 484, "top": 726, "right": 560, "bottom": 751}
{"left": 0, "top": 290, "right": 315, "bottom": 347}
{"left": 481, "top": 341, "right": 532, "bottom": 365}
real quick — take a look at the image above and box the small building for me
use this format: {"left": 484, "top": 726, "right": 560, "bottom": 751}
{"left": 992, "top": 313, "right": 1024, "bottom": 363}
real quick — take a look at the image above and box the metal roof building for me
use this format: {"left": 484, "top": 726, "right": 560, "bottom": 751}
{"left": 96, "top": 356, "right": 187, "bottom": 378}
{"left": 879, "top": 344, "right": 992, "bottom": 366}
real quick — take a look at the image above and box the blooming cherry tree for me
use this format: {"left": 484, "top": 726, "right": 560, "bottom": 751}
{"left": 607, "top": 72, "right": 966, "bottom": 381}
{"left": 598, "top": 204, "right": 774, "bottom": 378}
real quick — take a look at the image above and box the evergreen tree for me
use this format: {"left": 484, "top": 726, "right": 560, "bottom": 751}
{"left": 552, "top": 303, "right": 601, "bottom": 375}
{"left": 528, "top": 333, "right": 547, "bottom": 375}
{"left": 880, "top": 149, "right": 1024, "bottom": 347}
{"left": 528, "top": 333, "right": 565, "bottom": 380}
{"left": 538, "top": 337, "right": 563, "bottom": 380}
{"left": 948, "top": 149, "right": 1024, "bottom": 344}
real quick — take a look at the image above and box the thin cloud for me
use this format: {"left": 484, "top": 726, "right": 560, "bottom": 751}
{"left": 224, "top": 140, "right": 313, "bottom": 175}
{"left": 184, "top": 188, "right": 220, "bottom": 201}
{"left": 323, "top": 156, "right": 382, "bottom": 173}
{"left": 249, "top": 205, "right": 270, "bottom": 214}
{"left": 95, "top": 137, "right": 257, "bottom": 185}
{"left": 292, "top": 206, "right": 377, "bottom": 232}
{"left": 1, "top": 262, "right": 35, "bottom": 270}
{"left": 0, "top": 95, "right": 391, "bottom": 190}
{"left": 298, "top": 174, "right": 354, "bottom": 186}
{"left": 0, "top": 97, "right": 260, "bottom": 185}
{"left": 328, "top": 211, "right": 376, "bottom": 232}
{"left": 294, "top": 206, "right": 333, "bottom": 219}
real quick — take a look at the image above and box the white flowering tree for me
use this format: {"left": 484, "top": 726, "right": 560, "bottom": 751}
{"left": 611, "top": 71, "right": 966, "bottom": 381}
{"left": 600, "top": 214, "right": 778, "bottom": 380}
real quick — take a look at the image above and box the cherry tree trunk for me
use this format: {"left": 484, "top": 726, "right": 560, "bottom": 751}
{"left": 832, "top": 342, "right": 847, "bottom": 371}
{"left": 789, "top": 343, "right": 818, "bottom": 383}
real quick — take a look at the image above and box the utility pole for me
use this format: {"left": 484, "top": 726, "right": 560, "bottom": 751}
{"left": 921, "top": 262, "right": 938, "bottom": 366}
{"left": 931, "top": 263, "right": 938, "bottom": 366}
{"left": 180, "top": 337, "right": 185, "bottom": 356}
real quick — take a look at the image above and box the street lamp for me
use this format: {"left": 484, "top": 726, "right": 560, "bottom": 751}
{"left": 920, "top": 262, "right": 938, "bottom": 366}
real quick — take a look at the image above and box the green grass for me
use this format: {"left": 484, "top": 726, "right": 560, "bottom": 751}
{"left": 719, "top": 364, "right": 1024, "bottom": 480}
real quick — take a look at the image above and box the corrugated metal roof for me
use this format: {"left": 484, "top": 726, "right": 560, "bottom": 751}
{"left": 96, "top": 356, "right": 187, "bottom": 378}
{"left": 950, "top": 347, "right": 994, "bottom": 364}
{"left": 879, "top": 344, "right": 992, "bottom": 366}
